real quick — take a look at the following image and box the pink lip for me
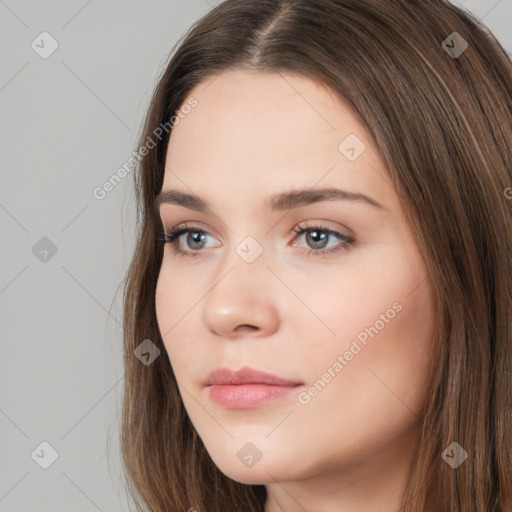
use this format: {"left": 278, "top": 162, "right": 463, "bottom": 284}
{"left": 203, "top": 366, "right": 303, "bottom": 409}
{"left": 203, "top": 366, "right": 302, "bottom": 386}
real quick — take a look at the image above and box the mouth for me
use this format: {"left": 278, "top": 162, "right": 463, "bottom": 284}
{"left": 203, "top": 366, "right": 303, "bottom": 409}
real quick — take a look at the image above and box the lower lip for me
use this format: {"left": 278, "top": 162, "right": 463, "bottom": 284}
{"left": 207, "top": 384, "right": 300, "bottom": 409}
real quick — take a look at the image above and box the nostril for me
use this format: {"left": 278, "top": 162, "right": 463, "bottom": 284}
{"left": 234, "top": 324, "right": 259, "bottom": 334}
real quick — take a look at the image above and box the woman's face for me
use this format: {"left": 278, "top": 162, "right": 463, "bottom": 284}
{"left": 155, "top": 69, "right": 436, "bottom": 493}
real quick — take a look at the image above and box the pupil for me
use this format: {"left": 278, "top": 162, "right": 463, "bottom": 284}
{"left": 188, "top": 231, "right": 205, "bottom": 249}
{"left": 308, "top": 230, "right": 327, "bottom": 249}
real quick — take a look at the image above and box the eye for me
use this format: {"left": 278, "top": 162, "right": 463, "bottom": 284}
{"left": 159, "top": 223, "right": 218, "bottom": 258}
{"left": 291, "top": 223, "right": 355, "bottom": 257}
{"left": 159, "top": 222, "right": 356, "bottom": 258}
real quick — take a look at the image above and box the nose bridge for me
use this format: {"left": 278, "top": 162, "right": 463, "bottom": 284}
{"left": 213, "top": 229, "right": 271, "bottom": 300}
{"left": 201, "top": 235, "right": 280, "bottom": 338}
{"left": 214, "top": 210, "right": 270, "bottom": 274}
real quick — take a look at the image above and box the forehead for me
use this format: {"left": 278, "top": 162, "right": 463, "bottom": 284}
{"left": 163, "top": 69, "right": 394, "bottom": 211}
{"left": 168, "top": 69, "right": 355, "bottom": 156}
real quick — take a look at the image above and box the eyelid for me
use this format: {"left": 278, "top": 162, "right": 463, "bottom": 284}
{"left": 290, "top": 220, "right": 354, "bottom": 238}
{"left": 162, "top": 221, "right": 348, "bottom": 243}
{"left": 163, "top": 221, "right": 220, "bottom": 239}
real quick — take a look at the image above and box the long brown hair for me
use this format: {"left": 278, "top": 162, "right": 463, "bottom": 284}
{"left": 119, "top": 1, "right": 512, "bottom": 510}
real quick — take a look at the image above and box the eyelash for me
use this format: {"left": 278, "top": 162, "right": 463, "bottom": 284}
{"left": 158, "top": 222, "right": 355, "bottom": 259}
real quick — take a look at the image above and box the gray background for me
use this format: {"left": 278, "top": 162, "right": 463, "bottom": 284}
{"left": 0, "top": 1, "right": 510, "bottom": 510}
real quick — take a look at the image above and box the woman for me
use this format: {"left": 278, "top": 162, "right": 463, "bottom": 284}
{"left": 120, "top": 1, "right": 512, "bottom": 510}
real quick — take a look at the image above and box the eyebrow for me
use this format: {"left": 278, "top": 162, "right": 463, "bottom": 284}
{"left": 153, "top": 187, "right": 385, "bottom": 214}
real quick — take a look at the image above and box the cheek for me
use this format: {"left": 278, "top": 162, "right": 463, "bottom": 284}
{"left": 155, "top": 263, "right": 199, "bottom": 371}
{"left": 287, "top": 282, "right": 435, "bottom": 469}
{"left": 155, "top": 257, "right": 201, "bottom": 327}
{"left": 293, "top": 241, "right": 436, "bottom": 404}
{"left": 281, "top": 243, "right": 430, "bottom": 345}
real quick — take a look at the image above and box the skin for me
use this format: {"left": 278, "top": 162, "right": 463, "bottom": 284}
{"left": 155, "top": 69, "right": 436, "bottom": 512}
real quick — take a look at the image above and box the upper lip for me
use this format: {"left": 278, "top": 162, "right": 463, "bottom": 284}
{"left": 203, "top": 366, "right": 302, "bottom": 386}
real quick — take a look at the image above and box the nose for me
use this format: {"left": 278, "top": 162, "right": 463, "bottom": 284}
{"left": 202, "top": 257, "right": 280, "bottom": 340}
